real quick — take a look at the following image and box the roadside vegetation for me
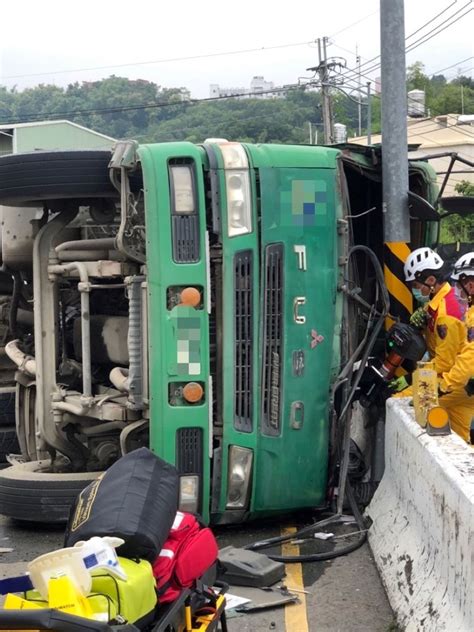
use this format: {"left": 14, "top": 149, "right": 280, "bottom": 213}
{"left": 0, "top": 63, "right": 472, "bottom": 145}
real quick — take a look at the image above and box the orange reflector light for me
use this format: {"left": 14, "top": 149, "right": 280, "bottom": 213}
{"left": 183, "top": 382, "right": 204, "bottom": 403}
{"left": 180, "top": 287, "right": 201, "bottom": 307}
{"left": 427, "top": 406, "right": 449, "bottom": 428}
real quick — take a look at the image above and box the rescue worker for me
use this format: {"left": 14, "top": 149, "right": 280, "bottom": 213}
{"left": 451, "top": 252, "right": 474, "bottom": 443}
{"left": 391, "top": 247, "right": 473, "bottom": 442}
{"left": 451, "top": 251, "right": 474, "bottom": 330}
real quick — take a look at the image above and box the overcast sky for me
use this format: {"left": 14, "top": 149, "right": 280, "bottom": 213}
{"left": 0, "top": 0, "right": 472, "bottom": 98}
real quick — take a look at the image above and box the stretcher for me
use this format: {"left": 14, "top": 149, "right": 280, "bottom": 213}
{"left": 0, "top": 579, "right": 228, "bottom": 632}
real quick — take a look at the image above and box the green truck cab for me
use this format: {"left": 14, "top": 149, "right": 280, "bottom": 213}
{"left": 0, "top": 140, "right": 439, "bottom": 524}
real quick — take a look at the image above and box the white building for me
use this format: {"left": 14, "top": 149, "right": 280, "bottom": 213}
{"left": 352, "top": 113, "right": 474, "bottom": 196}
{"left": 210, "top": 76, "right": 284, "bottom": 100}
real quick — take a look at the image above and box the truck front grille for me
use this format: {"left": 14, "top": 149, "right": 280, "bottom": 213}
{"left": 176, "top": 427, "right": 203, "bottom": 475}
{"left": 172, "top": 215, "right": 200, "bottom": 263}
{"left": 234, "top": 251, "right": 253, "bottom": 432}
{"left": 261, "top": 244, "right": 283, "bottom": 436}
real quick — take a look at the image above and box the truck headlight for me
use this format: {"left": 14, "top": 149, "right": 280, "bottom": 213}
{"left": 179, "top": 475, "right": 199, "bottom": 513}
{"left": 217, "top": 143, "right": 252, "bottom": 237}
{"left": 225, "top": 170, "right": 252, "bottom": 237}
{"left": 226, "top": 446, "right": 253, "bottom": 509}
{"left": 169, "top": 163, "right": 197, "bottom": 215}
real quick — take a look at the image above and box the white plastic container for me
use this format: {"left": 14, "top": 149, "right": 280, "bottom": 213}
{"left": 28, "top": 546, "right": 92, "bottom": 599}
{"left": 74, "top": 536, "right": 127, "bottom": 580}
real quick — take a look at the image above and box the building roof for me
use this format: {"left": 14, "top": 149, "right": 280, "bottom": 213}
{"left": 0, "top": 119, "right": 116, "bottom": 142}
{"left": 352, "top": 113, "right": 474, "bottom": 149}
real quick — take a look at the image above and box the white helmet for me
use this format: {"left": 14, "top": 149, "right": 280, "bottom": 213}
{"left": 404, "top": 247, "right": 444, "bottom": 282}
{"left": 451, "top": 252, "right": 474, "bottom": 280}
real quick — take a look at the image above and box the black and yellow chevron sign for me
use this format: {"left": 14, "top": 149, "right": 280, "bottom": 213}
{"left": 384, "top": 242, "right": 413, "bottom": 328}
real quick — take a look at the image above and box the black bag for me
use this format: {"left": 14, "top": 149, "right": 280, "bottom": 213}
{"left": 64, "top": 448, "right": 179, "bottom": 561}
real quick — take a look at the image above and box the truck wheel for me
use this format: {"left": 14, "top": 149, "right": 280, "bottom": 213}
{"left": 0, "top": 460, "right": 101, "bottom": 523}
{"left": 0, "top": 150, "right": 118, "bottom": 206}
{"left": 0, "top": 428, "right": 19, "bottom": 463}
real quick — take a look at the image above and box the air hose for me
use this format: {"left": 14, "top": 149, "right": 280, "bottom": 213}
{"left": 245, "top": 245, "right": 390, "bottom": 564}
{"left": 244, "top": 481, "right": 367, "bottom": 563}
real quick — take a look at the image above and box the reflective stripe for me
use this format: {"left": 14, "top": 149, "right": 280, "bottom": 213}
{"left": 159, "top": 549, "right": 175, "bottom": 559}
{"left": 386, "top": 241, "right": 411, "bottom": 262}
{"left": 383, "top": 265, "right": 413, "bottom": 313}
{"left": 172, "top": 511, "right": 185, "bottom": 530}
{"left": 384, "top": 242, "right": 413, "bottom": 328}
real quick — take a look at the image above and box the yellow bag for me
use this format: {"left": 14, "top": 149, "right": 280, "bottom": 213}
{"left": 20, "top": 557, "right": 156, "bottom": 624}
{"left": 89, "top": 557, "right": 157, "bottom": 623}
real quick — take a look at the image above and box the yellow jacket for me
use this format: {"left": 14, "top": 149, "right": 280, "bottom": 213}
{"left": 432, "top": 293, "right": 474, "bottom": 393}
{"left": 465, "top": 304, "right": 474, "bottom": 329}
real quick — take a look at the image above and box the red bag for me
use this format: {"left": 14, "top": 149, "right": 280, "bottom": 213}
{"left": 152, "top": 512, "right": 218, "bottom": 603}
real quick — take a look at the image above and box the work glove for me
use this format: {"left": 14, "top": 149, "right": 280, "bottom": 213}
{"left": 438, "top": 385, "right": 449, "bottom": 399}
{"left": 410, "top": 307, "right": 428, "bottom": 330}
{"left": 388, "top": 375, "right": 411, "bottom": 393}
{"left": 465, "top": 377, "right": 474, "bottom": 397}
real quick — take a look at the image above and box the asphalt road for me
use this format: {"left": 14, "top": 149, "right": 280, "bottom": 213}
{"left": 0, "top": 512, "right": 396, "bottom": 632}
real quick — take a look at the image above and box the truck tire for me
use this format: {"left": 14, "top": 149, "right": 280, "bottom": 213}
{"left": 0, "top": 150, "right": 117, "bottom": 206}
{"left": 0, "top": 427, "right": 19, "bottom": 463}
{"left": 0, "top": 460, "right": 101, "bottom": 523}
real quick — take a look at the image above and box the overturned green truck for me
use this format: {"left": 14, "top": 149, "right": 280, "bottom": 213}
{"left": 0, "top": 140, "right": 444, "bottom": 524}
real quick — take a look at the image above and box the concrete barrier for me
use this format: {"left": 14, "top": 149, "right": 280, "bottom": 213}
{"left": 367, "top": 398, "right": 473, "bottom": 632}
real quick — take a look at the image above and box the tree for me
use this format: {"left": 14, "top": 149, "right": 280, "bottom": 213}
{"left": 442, "top": 180, "right": 474, "bottom": 243}
{"left": 0, "top": 68, "right": 472, "bottom": 147}
{"left": 407, "top": 62, "right": 430, "bottom": 92}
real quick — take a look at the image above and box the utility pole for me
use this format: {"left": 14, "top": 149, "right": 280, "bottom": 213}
{"left": 366, "top": 82, "right": 372, "bottom": 144}
{"left": 356, "top": 45, "right": 362, "bottom": 136}
{"left": 381, "top": 0, "right": 413, "bottom": 329}
{"left": 380, "top": 0, "right": 409, "bottom": 243}
{"left": 307, "top": 38, "right": 345, "bottom": 144}
{"left": 317, "top": 37, "right": 334, "bottom": 144}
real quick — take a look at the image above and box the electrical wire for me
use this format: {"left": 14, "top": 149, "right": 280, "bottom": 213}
{"left": 2, "top": 12, "right": 471, "bottom": 128}
{"left": 426, "top": 56, "right": 473, "bottom": 77}
{"left": 1, "top": 40, "right": 315, "bottom": 81}
{"left": 0, "top": 9, "right": 384, "bottom": 83}
{"left": 0, "top": 84, "right": 305, "bottom": 124}
{"left": 332, "top": 0, "right": 462, "bottom": 79}
{"left": 3, "top": 71, "right": 471, "bottom": 132}
{"left": 333, "top": 68, "right": 474, "bottom": 138}
{"left": 339, "top": 1, "right": 472, "bottom": 83}
{"left": 0, "top": 2, "right": 469, "bottom": 129}
{"left": 329, "top": 9, "right": 379, "bottom": 38}
{"left": 338, "top": 0, "right": 472, "bottom": 86}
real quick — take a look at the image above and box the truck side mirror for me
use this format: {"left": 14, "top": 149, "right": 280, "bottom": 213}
{"left": 408, "top": 191, "right": 439, "bottom": 221}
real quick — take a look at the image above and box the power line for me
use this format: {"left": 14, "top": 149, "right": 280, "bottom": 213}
{"left": 1, "top": 41, "right": 315, "bottom": 82}
{"left": 339, "top": 1, "right": 472, "bottom": 83}
{"left": 426, "top": 56, "right": 473, "bottom": 77}
{"left": 336, "top": 66, "right": 474, "bottom": 133}
{"left": 334, "top": 71, "right": 474, "bottom": 140}
{"left": 337, "top": 19, "right": 473, "bottom": 112}
{"left": 405, "top": 5, "right": 473, "bottom": 54}
{"left": 405, "top": 0, "right": 459, "bottom": 41}
{"left": 328, "top": 9, "right": 379, "bottom": 38}
{"left": 0, "top": 9, "right": 386, "bottom": 84}
{"left": 0, "top": 84, "right": 306, "bottom": 124}
{"left": 335, "top": 0, "right": 463, "bottom": 82}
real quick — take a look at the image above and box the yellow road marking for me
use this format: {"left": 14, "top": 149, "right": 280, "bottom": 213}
{"left": 281, "top": 526, "right": 309, "bottom": 632}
